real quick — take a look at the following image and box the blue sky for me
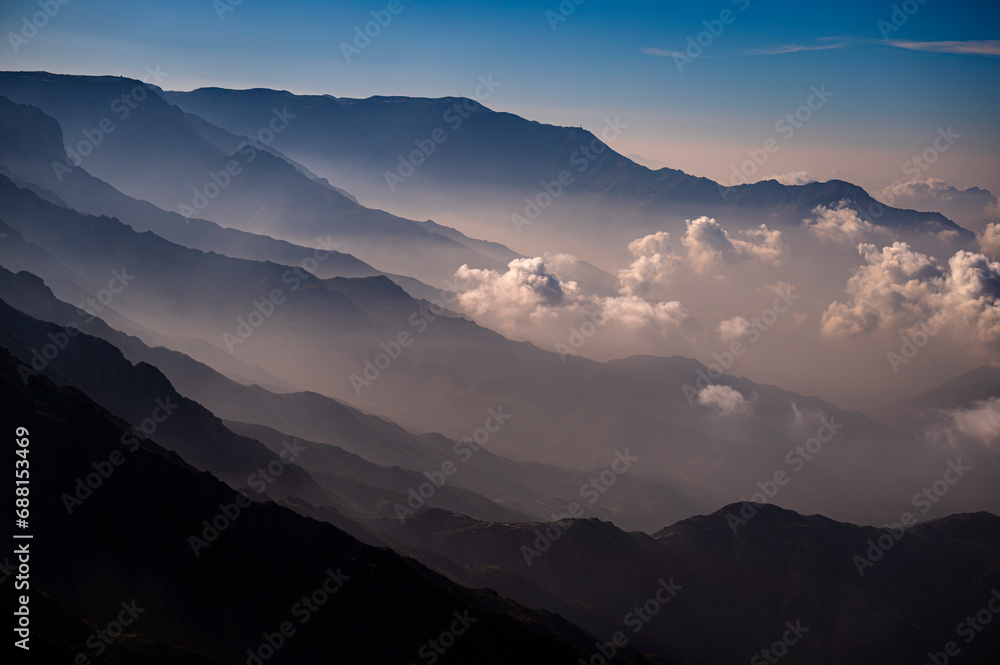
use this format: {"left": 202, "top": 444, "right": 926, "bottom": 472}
{"left": 2, "top": 0, "right": 998, "bottom": 196}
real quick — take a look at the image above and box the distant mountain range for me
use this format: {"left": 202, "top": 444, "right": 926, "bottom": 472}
{"left": 0, "top": 72, "right": 514, "bottom": 284}
{"left": 0, "top": 69, "right": 997, "bottom": 665}
{"left": 163, "top": 85, "right": 972, "bottom": 259}
{"left": 3, "top": 170, "right": 980, "bottom": 526}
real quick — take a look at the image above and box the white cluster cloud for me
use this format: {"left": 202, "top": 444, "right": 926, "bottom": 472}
{"left": 802, "top": 202, "right": 884, "bottom": 244}
{"left": 453, "top": 257, "right": 572, "bottom": 334}
{"left": 822, "top": 242, "right": 1000, "bottom": 348}
{"left": 599, "top": 295, "right": 688, "bottom": 332}
{"left": 717, "top": 316, "right": 751, "bottom": 343}
{"left": 617, "top": 231, "right": 679, "bottom": 297}
{"left": 697, "top": 385, "right": 753, "bottom": 416}
{"left": 944, "top": 250, "right": 1000, "bottom": 346}
{"left": 821, "top": 242, "right": 947, "bottom": 336}
{"left": 681, "top": 216, "right": 783, "bottom": 271}
{"left": 453, "top": 219, "right": 786, "bottom": 345}
{"left": 769, "top": 171, "right": 818, "bottom": 186}
{"left": 453, "top": 255, "right": 687, "bottom": 337}
{"left": 978, "top": 223, "right": 1000, "bottom": 259}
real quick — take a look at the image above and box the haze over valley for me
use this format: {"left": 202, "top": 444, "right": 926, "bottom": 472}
{"left": 1, "top": 1, "right": 999, "bottom": 663}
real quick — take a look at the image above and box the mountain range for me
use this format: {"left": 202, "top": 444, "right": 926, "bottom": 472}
{"left": 1, "top": 70, "right": 997, "bottom": 664}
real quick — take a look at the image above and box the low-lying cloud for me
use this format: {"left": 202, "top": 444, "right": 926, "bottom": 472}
{"left": 926, "top": 397, "right": 1000, "bottom": 452}
{"left": 697, "top": 385, "right": 753, "bottom": 416}
{"left": 681, "top": 216, "right": 783, "bottom": 271}
{"left": 617, "top": 231, "right": 679, "bottom": 298}
{"left": 453, "top": 253, "right": 688, "bottom": 338}
{"left": 822, "top": 242, "right": 1000, "bottom": 351}
{"left": 802, "top": 202, "right": 885, "bottom": 244}
{"left": 978, "top": 223, "right": 1000, "bottom": 259}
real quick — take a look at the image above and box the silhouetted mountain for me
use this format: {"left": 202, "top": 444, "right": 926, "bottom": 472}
{"left": 372, "top": 503, "right": 1000, "bottom": 664}
{"left": 0, "top": 296, "right": 329, "bottom": 505}
{"left": 0, "top": 346, "right": 663, "bottom": 664}
{"left": 1, "top": 591, "right": 225, "bottom": 665}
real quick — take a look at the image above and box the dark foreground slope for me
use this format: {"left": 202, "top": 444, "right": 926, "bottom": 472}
{"left": 0, "top": 269, "right": 697, "bottom": 531}
{"left": 372, "top": 504, "right": 1000, "bottom": 664}
{"left": 0, "top": 347, "right": 664, "bottom": 665}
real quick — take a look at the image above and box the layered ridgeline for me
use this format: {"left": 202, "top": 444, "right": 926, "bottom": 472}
{"left": 2, "top": 73, "right": 991, "bottom": 414}
{"left": 0, "top": 72, "right": 516, "bottom": 285}
{"left": 155, "top": 78, "right": 997, "bottom": 417}
{"left": 0, "top": 92, "right": 453, "bottom": 305}
{"left": 0, "top": 346, "right": 664, "bottom": 665}
{"left": 162, "top": 85, "right": 970, "bottom": 261}
{"left": 370, "top": 505, "right": 1000, "bottom": 665}
{"left": 4, "top": 174, "right": 993, "bottom": 528}
{"left": 0, "top": 269, "right": 698, "bottom": 532}
{"left": 1, "top": 293, "right": 996, "bottom": 664}
{"left": 0, "top": 69, "right": 997, "bottom": 665}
